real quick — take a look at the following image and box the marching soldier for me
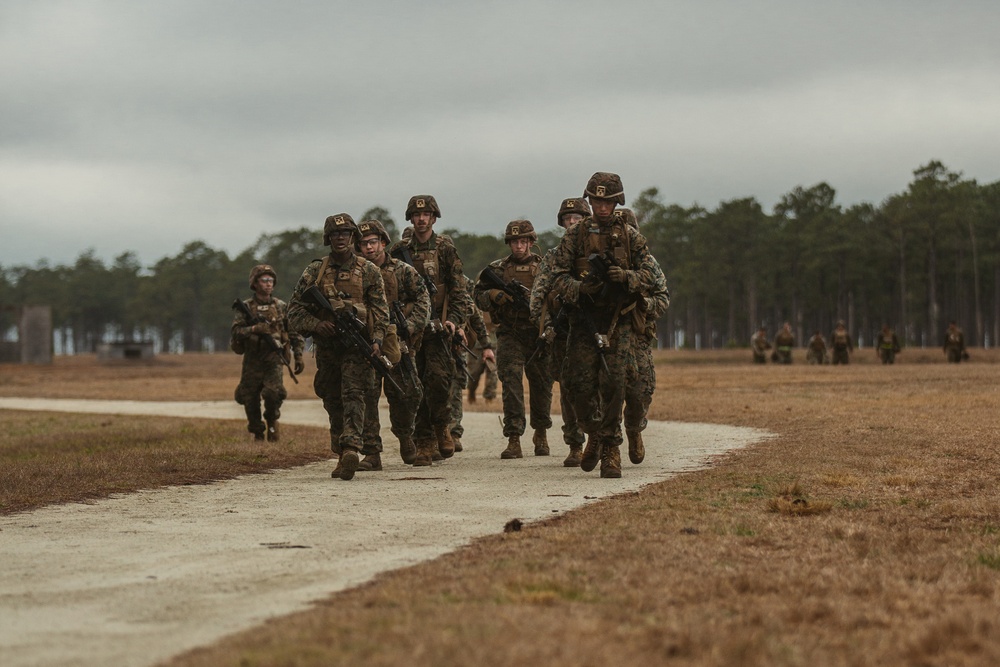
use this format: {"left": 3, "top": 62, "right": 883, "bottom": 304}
{"left": 448, "top": 275, "right": 495, "bottom": 452}
{"left": 806, "top": 330, "right": 827, "bottom": 365}
{"left": 876, "top": 323, "right": 901, "bottom": 364}
{"left": 830, "top": 320, "right": 853, "bottom": 365}
{"left": 773, "top": 322, "right": 795, "bottom": 364}
{"left": 943, "top": 321, "right": 967, "bottom": 363}
{"left": 750, "top": 326, "right": 771, "bottom": 364}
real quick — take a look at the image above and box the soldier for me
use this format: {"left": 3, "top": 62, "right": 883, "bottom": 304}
{"left": 230, "top": 264, "right": 304, "bottom": 441}
{"left": 616, "top": 208, "right": 670, "bottom": 466}
{"left": 547, "top": 172, "right": 664, "bottom": 478}
{"left": 806, "top": 330, "right": 827, "bottom": 365}
{"left": 466, "top": 309, "right": 498, "bottom": 404}
{"left": 390, "top": 195, "right": 468, "bottom": 465}
{"left": 530, "top": 197, "right": 591, "bottom": 466}
{"left": 943, "top": 321, "right": 967, "bottom": 363}
{"left": 830, "top": 320, "right": 853, "bottom": 365}
{"left": 750, "top": 326, "right": 771, "bottom": 364}
{"left": 355, "top": 219, "right": 430, "bottom": 470}
{"left": 875, "top": 323, "right": 901, "bottom": 364}
{"left": 475, "top": 219, "right": 553, "bottom": 459}
{"left": 772, "top": 322, "right": 795, "bottom": 364}
{"left": 448, "top": 275, "right": 495, "bottom": 452}
{"left": 287, "top": 213, "right": 389, "bottom": 481}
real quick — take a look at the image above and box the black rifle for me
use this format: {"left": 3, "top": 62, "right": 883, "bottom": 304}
{"left": 300, "top": 285, "right": 402, "bottom": 393}
{"left": 563, "top": 301, "right": 610, "bottom": 375}
{"left": 526, "top": 325, "right": 556, "bottom": 367}
{"left": 391, "top": 244, "right": 438, "bottom": 297}
{"left": 389, "top": 301, "right": 418, "bottom": 380}
{"left": 231, "top": 298, "right": 298, "bottom": 383}
{"left": 479, "top": 266, "right": 531, "bottom": 312}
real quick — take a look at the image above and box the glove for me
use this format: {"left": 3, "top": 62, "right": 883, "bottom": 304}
{"left": 491, "top": 290, "right": 513, "bottom": 307}
{"left": 606, "top": 265, "right": 628, "bottom": 283}
{"left": 251, "top": 322, "right": 271, "bottom": 335}
{"left": 579, "top": 278, "right": 602, "bottom": 296}
{"left": 294, "top": 356, "right": 304, "bottom": 375}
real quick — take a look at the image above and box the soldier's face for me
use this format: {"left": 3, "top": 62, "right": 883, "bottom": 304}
{"left": 411, "top": 211, "right": 435, "bottom": 235}
{"left": 329, "top": 230, "right": 354, "bottom": 254}
{"left": 560, "top": 213, "right": 585, "bottom": 228}
{"left": 590, "top": 198, "right": 616, "bottom": 222}
{"left": 359, "top": 234, "right": 386, "bottom": 263}
{"left": 255, "top": 275, "right": 274, "bottom": 297}
{"left": 509, "top": 237, "right": 532, "bottom": 260}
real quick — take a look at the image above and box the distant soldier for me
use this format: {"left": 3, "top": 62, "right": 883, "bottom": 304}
{"left": 287, "top": 213, "right": 389, "bottom": 481}
{"left": 448, "top": 275, "right": 495, "bottom": 452}
{"left": 230, "top": 265, "right": 304, "bottom": 441}
{"left": 475, "top": 220, "right": 553, "bottom": 459}
{"left": 806, "top": 331, "right": 827, "bottom": 365}
{"left": 355, "top": 219, "right": 430, "bottom": 470}
{"left": 750, "top": 327, "right": 771, "bottom": 364}
{"left": 530, "top": 197, "right": 591, "bottom": 466}
{"left": 829, "top": 320, "right": 853, "bottom": 365}
{"left": 943, "top": 321, "right": 967, "bottom": 363}
{"left": 772, "top": 322, "right": 795, "bottom": 364}
{"left": 466, "top": 309, "right": 498, "bottom": 403}
{"left": 876, "top": 324, "right": 901, "bottom": 364}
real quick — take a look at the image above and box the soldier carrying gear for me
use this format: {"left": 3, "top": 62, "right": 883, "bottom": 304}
{"left": 557, "top": 197, "right": 591, "bottom": 228}
{"left": 405, "top": 195, "right": 442, "bottom": 221}
{"left": 323, "top": 213, "right": 359, "bottom": 246}
{"left": 248, "top": 264, "right": 277, "bottom": 290}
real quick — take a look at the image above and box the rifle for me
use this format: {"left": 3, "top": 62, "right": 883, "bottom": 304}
{"left": 389, "top": 301, "right": 418, "bottom": 380}
{"left": 563, "top": 302, "right": 610, "bottom": 375}
{"left": 391, "top": 244, "right": 438, "bottom": 297}
{"left": 231, "top": 298, "right": 298, "bottom": 384}
{"left": 526, "top": 325, "right": 556, "bottom": 367}
{"left": 479, "top": 266, "right": 531, "bottom": 312}
{"left": 300, "top": 285, "right": 402, "bottom": 393}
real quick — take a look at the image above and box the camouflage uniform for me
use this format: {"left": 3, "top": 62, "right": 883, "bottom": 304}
{"left": 356, "top": 221, "right": 431, "bottom": 466}
{"left": 475, "top": 220, "right": 553, "bottom": 458}
{"left": 466, "top": 310, "right": 498, "bottom": 402}
{"left": 548, "top": 173, "right": 662, "bottom": 478}
{"left": 530, "top": 198, "right": 591, "bottom": 465}
{"left": 230, "top": 265, "right": 304, "bottom": 441}
{"left": 773, "top": 325, "right": 795, "bottom": 364}
{"left": 287, "top": 214, "right": 389, "bottom": 480}
{"left": 876, "top": 326, "right": 900, "bottom": 364}
{"left": 943, "top": 322, "right": 967, "bottom": 363}
{"left": 750, "top": 329, "right": 771, "bottom": 363}
{"left": 806, "top": 332, "right": 827, "bottom": 365}
{"left": 830, "top": 322, "right": 853, "bottom": 365}
{"left": 449, "top": 275, "right": 491, "bottom": 449}
{"left": 389, "top": 195, "right": 468, "bottom": 465}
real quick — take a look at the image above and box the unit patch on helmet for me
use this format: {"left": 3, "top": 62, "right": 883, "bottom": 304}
{"left": 596, "top": 185, "right": 607, "bottom": 197}
{"left": 335, "top": 216, "right": 346, "bottom": 224}
{"left": 416, "top": 198, "right": 425, "bottom": 208}
{"left": 511, "top": 224, "right": 521, "bottom": 235}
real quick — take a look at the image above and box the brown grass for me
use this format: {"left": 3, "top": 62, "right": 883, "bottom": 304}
{"left": 3, "top": 350, "right": 1000, "bottom": 665}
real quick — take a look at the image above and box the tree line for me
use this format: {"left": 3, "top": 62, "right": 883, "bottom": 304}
{"left": 2, "top": 160, "right": 997, "bottom": 353}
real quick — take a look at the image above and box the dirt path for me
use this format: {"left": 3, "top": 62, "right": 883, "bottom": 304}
{"left": 0, "top": 398, "right": 772, "bottom": 667}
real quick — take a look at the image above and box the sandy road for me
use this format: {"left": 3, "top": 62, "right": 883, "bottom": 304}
{"left": 0, "top": 398, "right": 772, "bottom": 667}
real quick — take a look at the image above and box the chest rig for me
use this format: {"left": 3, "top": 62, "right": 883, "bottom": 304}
{"left": 573, "top": 218, "right": 632, "bottom": 280}
{"left": 411, "top": 240, "right": 447, "bottom": 313}
{"left": 501, "top": 255, "right": 540, "bottom": 291}
{"left": 316, "top": 254, "right": 365, "bottom": 307}
{"left": 380, "top": 259, "right": 400, "bottom": 305}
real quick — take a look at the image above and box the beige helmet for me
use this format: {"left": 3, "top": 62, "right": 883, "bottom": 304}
{"left": 405, "top": 195, "right": 441, "bottom": 220}
{"left": 557, "top": 197, "right": 591, "bottom": 227}
{"left": 584, "top": 171, "right": 625, "bottom": 205}
{"left": 613, "top": 207, "right": 638, "bottom": 229}
{"left": 323, "top": 213, "right": 358, "bottom": 245}
{"left": 248, "top": 264, "right": 277, "bottom": 290}
{"left": 504, "top": 219, "right": 537, "bottom": 243}
{"left": 357, "top": 219, "right": 391, "bottom": 245}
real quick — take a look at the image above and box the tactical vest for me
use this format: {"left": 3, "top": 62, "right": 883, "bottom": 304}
{"left": 573, "top": 217, "right": 632, "bottom": 279}
{"left": 501, "top": 255, "right": 540, "bottom": 291}
{"left": 832, "top": 330, "right": 849, "bottom": 349}
{"left": 380, "top": 260, "right": 400, "bottom": 305}
{"left": 317, "top": 255, "right": 365, "bottom": 307}
{"left": 245, "top": 297, "right": 288, "bottom": 351}
{"left": 411, "top": 242, "right": 447, "bottom": 313}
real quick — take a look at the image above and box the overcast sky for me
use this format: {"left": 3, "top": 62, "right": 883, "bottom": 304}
{"left": 3, "top": 1, "right": 999, "bottom": 269}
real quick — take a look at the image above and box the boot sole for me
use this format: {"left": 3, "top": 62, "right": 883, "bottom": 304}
{"left": 339, "top": 451, "right": 360, "bottom": 480}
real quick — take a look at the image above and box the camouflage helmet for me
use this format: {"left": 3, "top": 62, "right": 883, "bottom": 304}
{"left": 323, "top": 213, "right": 358, "bottom": 245}
{"left": 405, "top": 194, "right": 441, "bottom": 220}
{"left": 357, "top": 219, "right": 391, "bottom": 246}
{"left": 248, "top": 264, "right": 277, "bottom": 290}
{"left": 613, "top": 207, "right": 638, "bottom": 229}
{"left": 504, "top": 219, "right": 537, "bottom": 243}
{"left": 401, "top": 225, "right": 413, "bottom": 241}
{"left": 557, "top": 197, "right": 591, "bottom": 227}
{"left": 583, "top": 171, "right": 625, "bottom": 205}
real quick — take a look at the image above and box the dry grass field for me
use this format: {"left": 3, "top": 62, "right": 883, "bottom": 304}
{"left": 2, "top": 348, "right": 999, "bottom": 666}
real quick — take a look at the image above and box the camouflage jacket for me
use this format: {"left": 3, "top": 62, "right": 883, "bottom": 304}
{"left": 461, "top": 275, "right": 492, "bottom": 348}
{"left": 474, "top": 254, "right": 542, "bottom": 333}
{"left": 750, "top": 332, "right": 771, "bottom": 355}
{"left": 391, "top": 231, "right": 467, "bottom": 327}
{"left": 379, "top": 255, "right": 431, "bottom": 340}
{"left": 286, "top": 252, "right": 389, "bottom": 348}
{"left": 230, "top": 295, "right": 304, "bottom": 359}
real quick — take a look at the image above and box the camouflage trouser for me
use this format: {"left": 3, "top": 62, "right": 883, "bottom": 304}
{"left": 497, "top": 328, "right": 553, "bottom": 438}
{"left": 752, "top": 351, "right": 767, "bottom": 364}
{"left": 449, "top": 357, "right": 467, "bottom": 439}
{"left": 550, "top": 329, "right": 584, "bottom": 447}
{"left": 831, "top": 347, "right": 850, "bottom": 365}
{"left": 806, "top": 349, "right": 825, "bottom": 365}
{"left": 879, "top": 348, "right": 896, "bottom": 364}
{"left": 945, "top": 347, "right": 963, "bottom": 363}
{"left": 362, "top": 356, "right": 422, "bottom": 456}
{"left": 234, "top": 350, "right": 287, "bottom": 434}
{"left": 775, "top": 347, "right": 793, "bottom": 364}
{"left": 413, "top": 331, "right": 456, "bottom": 441}
{"left": 562, "top": 316, "right": 635, "bottom": 448}
{"left": 623, "top": 335, "right": 654, "bottom": 434}
{"left": 467, "top": 347, "right": 498, "bottom": 400}
{"left": 314, "top": 345, "right": 374, "bottom": 452}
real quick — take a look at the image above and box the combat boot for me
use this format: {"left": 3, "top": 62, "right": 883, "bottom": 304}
{"left": 266, "top": 420, "right": 279, "bottom": 442}
{"left": 435, "top": 424, "right": 455, "bottom": 459}
{"left": 580, "top": 435, "right": 602, "bottom": 472}
{"left": 330, "top": 453, "right": 343, "bottom": 478}
{"left": 500, "top": 435, "right": 523, "bottom": 459}
{"left": 532, "top": 429, "right": 549, "bottom": 456}
{"left": 600, "top": 445, "right": 622, "bottom": 479}
{"left": 467, "top": 387, "right": 477, "bottom": 403}
{"left": 399, "top": 437, "right": 416, "bottom": 465}
{"left": 338, "top": 447, "right": 360, "bottom": 481}
{"left": 412, "top": 438, "right": 435, "bottom": 467}
{"left": 627, "top": 430, "right": 645, "bottom": 465}
{"left": 563, "top": 446, "right": 582, "bottom": 467}
{"left": 452, "top": 436, "right": 463, "bottom": 452}
{"left": 358, "top": 453, "right": 382, "bottom": 471}
{"left": 432, "top": 448, "right": 444, "bottom": 461}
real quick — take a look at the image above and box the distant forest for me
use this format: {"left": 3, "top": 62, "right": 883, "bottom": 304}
{"left": 3, "top": 160, "right": 998, "bottom": 353}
